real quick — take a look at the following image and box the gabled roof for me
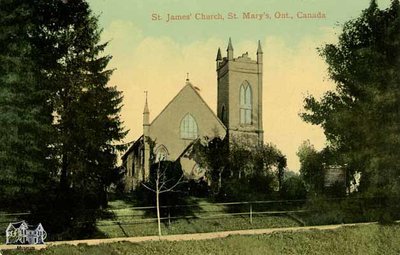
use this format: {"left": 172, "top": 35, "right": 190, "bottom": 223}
{"left": 7, "top": 221, "right": 28, "bottom": 230}
{"left": 150, "top": 82, "right": 226, "bottom": 130}
{"left": 30, "top": 223, "right": 44, "bottom": 231}
{"left": 176, "top": 137, "right": 200, "bottom": 160}
{"left": 121, "top": 81, "right": 226, "bottom": 162}
{"left": 121, "top": 135, "right": 143, "bottom": 161}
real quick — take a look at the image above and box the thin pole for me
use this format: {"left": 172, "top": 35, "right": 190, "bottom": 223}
{"left": 168, "top": 208, "right": 171, "bottom": 227}
{"left": 250, "top": 203, "right": 253, "bottom": 224}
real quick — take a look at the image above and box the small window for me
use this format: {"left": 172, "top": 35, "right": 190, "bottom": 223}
{"left": 180, "top": 114, "right": 198, "bottom": 139}
{"left": 155, "top": 145, "right": 168, "bottom": 162}
{"left": 221, "top": 105, "right": 226, "bottom": 122}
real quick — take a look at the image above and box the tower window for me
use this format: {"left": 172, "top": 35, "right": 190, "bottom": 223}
{"left": 240, "top": 82, "right": 252, "bottom": 124}
{"left": 221, "top": 105, "right": 226, "bottom": 122}
{"left": 180, "top": 114, "right": 198, "bottom": 139}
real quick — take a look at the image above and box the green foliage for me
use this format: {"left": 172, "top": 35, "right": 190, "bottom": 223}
{"left": 28, "top": 0, "right": 126, "bottom": 237}
{"left": 135, "top": 161, "right": 188, "bottom": 217}
{"left": 191, "top": 137, "right": 286, "bottom": 201}
{"left": 0, "top": 0, "right": 53, "bottom": 207}
{"left": 297, "top": 140, "right": 325, "bottom": 194}
{"left": 302, "top": 197, "right": 349, "bottom": 225}
{"left": 281, "top": 174, "right": 307, "bottom": 200}
{"left": 297, "top": 141, "right": 348, "bottom": 197}
{"left": 301, "top": 195, "right": 400, "bottom": 226}
{"left": 34, "top": 0, "right": 126, "bottom": 204}
{"left": 4, "top": 224, "right": 400, "bottom": 255}
{"left": 186, "top": 178, "right": 209, "bottom": 197}
{"left": 0, "top": 0, "right": 127, "bottom": 238}
{"left": 301, "top": 1, "right": 400, "bottom": 221}
{"left": 190, "top": 136, "right": 228, "bottom": 194}
{"left": 94, "top": 198, "right": 300, "bottom": 240}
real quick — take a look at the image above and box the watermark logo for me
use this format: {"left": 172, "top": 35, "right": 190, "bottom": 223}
{"left": 6, "top": 221, "right": 47, "bottom": 245}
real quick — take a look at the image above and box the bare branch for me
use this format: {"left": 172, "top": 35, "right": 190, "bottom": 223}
{"left": 141, "top": 182, "right": 156, "bottom": 193}
{"left": 159, "top": 180, "right": 167, "bottom": 190}
{"left": 160, "top": 174, "right": 185, "bottom": 194}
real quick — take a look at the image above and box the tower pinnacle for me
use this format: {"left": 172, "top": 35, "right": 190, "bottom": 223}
{"left": 216, "top": 47, "right": 222, "bottom": 61}
{"left": 257, "top": 40, "right": 263, "bottom": 64}
{"left": 143, "top": 91, "right": 149, "bottom": 114}
{"left": 227, "top": 37, "right": 234, "bottom": 60}
{"left": 257, "top": 40, "right": 263, "bottom": 54}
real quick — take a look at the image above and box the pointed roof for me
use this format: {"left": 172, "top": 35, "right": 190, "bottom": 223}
{"left": 227, "top": 37, "right": 233, "bottom": 51}
{"left": 143, "top": 91, "right": 149, "bottom": 114}
{"left": 216, "top": 47, "right": 222, "bottom": 61}
{"left": 257, "top": 40, "right": 263, "bottom": 54}
{"left": 122, "top": 80, "right": 227, "bottom": 163}
{"left": 121, "top": 135, "right": 144, "bottom": 161}
{"left": 150, "top": 82, "right": 226, "bottom": 130}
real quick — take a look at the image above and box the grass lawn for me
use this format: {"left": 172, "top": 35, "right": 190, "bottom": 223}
{"left": 3, "top": 223, "right": 400, "bottom": 254}
{"left": 97, "top": 215, "right": 300, "bottom": 238}
{"left": 95, "top": 198, "right": 301, "bottom": 238}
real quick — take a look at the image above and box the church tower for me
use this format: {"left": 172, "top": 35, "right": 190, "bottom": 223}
{"left": 216, "top": 38, "right": 264, "bottom": 145}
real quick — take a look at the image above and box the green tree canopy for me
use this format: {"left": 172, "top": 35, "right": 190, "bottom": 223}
{"left": 297, "top": 141, "right": 324, "bottom": 194}
{"left": 191, "top": 137, "right": 286, "bottom": 200}
{"left": 301, "top": 0, "right": 400, "bottom": 205}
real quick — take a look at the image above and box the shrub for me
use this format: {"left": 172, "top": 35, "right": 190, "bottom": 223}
{"left": 281, "top": 175, "right": 307, "bottom": 200}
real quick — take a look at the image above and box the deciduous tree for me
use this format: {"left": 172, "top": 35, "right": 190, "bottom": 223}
{"left": 301, "top": 0, "right": 400, "bottom": 219}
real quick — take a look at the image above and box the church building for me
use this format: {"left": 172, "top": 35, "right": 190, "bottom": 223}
{"left": 121, "top": 39, "right": 264, "bottom": 190}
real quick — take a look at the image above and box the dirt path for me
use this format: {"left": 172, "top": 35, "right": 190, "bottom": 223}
{"left": 0, "top": 221, "right": 376, "bottom": 251}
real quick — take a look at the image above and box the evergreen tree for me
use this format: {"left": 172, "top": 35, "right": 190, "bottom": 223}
{"left": 1, "top": 0, "right": 127, "bottom": 237}
{"left": 33, "top": 0, "right": 127, "bottom": 208}
{"left": 0, "top": 0, "right": 52, "bottom": 208}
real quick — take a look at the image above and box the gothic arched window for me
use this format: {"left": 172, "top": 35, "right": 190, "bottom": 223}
{"left": 240, "top": 81, "right": 252, "bottom": 124}
{"left": 180, "top": 114, "right": 198, "bottom": 139}
{"left": 221, "top": 105, "right": 226, "bottom": 123}
{"left": 155, "top": 145, "right": 168, "bottom": 162}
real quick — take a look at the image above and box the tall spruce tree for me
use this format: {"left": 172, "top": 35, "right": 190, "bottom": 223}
{"left": 0, "top": 0, "right": 53, "bottom": 208}
{"left": 24, "top": 0, "right": 127, "bottom": 236}
{"left": 301, "top": 0, "right": 400, "bottom": 219}
{"left": 33, "top": 0, "right": 127, "bottom": 208}
{"left": 1, "top": 0, "right": 126, "bottom": 236}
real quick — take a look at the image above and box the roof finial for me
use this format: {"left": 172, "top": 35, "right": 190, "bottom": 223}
{"left": 186, "top": 73, "right": 191, "bottom": 85}
{"left": 227, "top": 37, "right": 234, "bottom": 60}
{"left": 143, "top": 90, "right": 149, "bottom": 114}
{"left": 257, "top": 40, "right": 263, "bottom": 54}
